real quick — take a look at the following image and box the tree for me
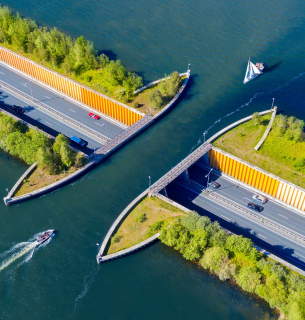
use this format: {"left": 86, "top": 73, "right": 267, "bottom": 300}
{"left": 252, "top": 112, "right": 261, "bottom": 125}
{"left": 53, "top": 133, "right": 69, "bottom": 154}
{"left": 181, "top": 229, "right": 208, "bottom": 261}
{"left": 236, "top": 267, "right": 261, "bottom": 293}
{"left": 287, "top": 291, "right": 305, "bottom": 320}
{"left": 181, "top": 212, "right": 199, "bottom": 231}
{"left": 150, "top": 89, "right": 163, "bottom": 108}
{"left": 200, "top": 247, "right": 229, "bottom": 272}
{"left": 59, "top": 143, "right": 74, "bottom": 167}
{"left": 273, "top": 114, "right": 287, "bottom": 136}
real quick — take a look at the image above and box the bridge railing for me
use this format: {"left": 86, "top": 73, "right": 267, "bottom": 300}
{"left": 96, "top": 114, "right": 153, "bottom": 156}
{"left": 149, "top": 143, "right": 212, "bottom": 195}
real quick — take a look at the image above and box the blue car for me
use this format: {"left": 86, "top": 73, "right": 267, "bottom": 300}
{"left": 70, "top": 136, "right": 87, "bottom": 148}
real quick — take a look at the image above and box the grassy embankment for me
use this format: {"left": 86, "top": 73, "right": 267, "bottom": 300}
{"left": 0, "top": 6, "right": 184, "bottom": 114}
{"left": 127, "top": 76, "right": 186, "bottom": 115}
{"left": 0, "top": 113, "right": 87, "bottom": 196}
{"left": 14, "top": 166, "right": 77, "bottom": 196}
{"left": 107, "top": 196, "right": 186, "bottom": 254}
{"left": 213, "top": 113, "right": 305, "bottom": 188}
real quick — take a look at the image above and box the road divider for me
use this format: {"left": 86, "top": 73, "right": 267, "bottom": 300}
{"left": 0, "top": 79, "right": 110, "bottom": 144}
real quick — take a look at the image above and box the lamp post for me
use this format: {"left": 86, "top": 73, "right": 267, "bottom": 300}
{"left": 148, "top": 176, "right": 151, "bottom": 188}
{"left": 6, "top": 188, "right": 9, "bottom": 194}
{"left": 188, "top": 63, "right": 191, "bottom": 71}
{"left": 205, "top": 168, "right": 213, "bottom": 189}
{"left": 93, "top": 147, "right": 96, "bottom": 160}
{"left": 203, "top": 131, "right": 206, "bottom": 143}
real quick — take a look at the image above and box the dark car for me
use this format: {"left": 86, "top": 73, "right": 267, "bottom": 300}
{"left": 247, "top": 202, "right": 263, "bottom": 212}
{"left": 70, "top": 136, "right": 87, "bottom": 148}
{"left": 11, "top": 105, "right": 24, "bottom": 114}
{"left": 208, "top": 181, "right": 220, "bottom": 189}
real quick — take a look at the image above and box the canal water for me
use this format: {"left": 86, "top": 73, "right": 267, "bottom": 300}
{"left": 1, "top": 0, "right": 305, "bottom": 319}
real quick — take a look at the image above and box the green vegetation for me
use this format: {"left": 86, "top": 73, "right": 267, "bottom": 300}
{"left": 0, "top": 5, "right": 142, "bottom": 103}
{"left": 0, "top": 113, "right": 85, "bottom": 174}
{"left": 127, "top": 72, "right": 184, "bottom": 114}
{"left": 107, "top": 196, "right": 186, "bottom": 255}
{"left": 213, "top": 113, "right": 305, "bottom": 188}
{"left": 160, "top": 211, "right": 305, "bottom": 319}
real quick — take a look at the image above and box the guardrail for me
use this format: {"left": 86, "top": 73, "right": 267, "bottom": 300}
{"left": 96, "top": 114, "right": 153, "bottom": 155}
{"left": 0, "top": 79, "right": 110, "bottom": 144}
{"left": 149, "top": 143, "right": 212, "bottom": 196}
{"left": 202, "top": 186, "right": 305, "bottom": 243}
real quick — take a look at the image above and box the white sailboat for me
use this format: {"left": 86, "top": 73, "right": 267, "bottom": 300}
{"left": 243, "top": 57, "right": 265, "bottom": 84}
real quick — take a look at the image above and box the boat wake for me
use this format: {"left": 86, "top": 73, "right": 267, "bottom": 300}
{"left": 0, "top": 232, "right": 52, "bottom": 274}
{"left": 73, "top": 264, "right": 99, "bottom": 311}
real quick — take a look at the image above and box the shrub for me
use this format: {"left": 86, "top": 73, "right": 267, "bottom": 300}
{"left": 134, "top": 101, "right": 140, "bottom": 108}
{"left": 136, "top": 213, "right": 147, "bottom": 223}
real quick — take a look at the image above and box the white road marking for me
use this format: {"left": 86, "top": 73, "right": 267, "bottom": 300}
{"left": 174, "top": 181, "right": 305, "bottom": 250}
{"left": 221, "top": 215, "right": 231, "bottom": 221}
{"left": 257, "top": 234, "right": 267, "bottom": 239}
{"left": 45, "top": 96, "right": 51, "bottom": 99}
{"left": 295, "top": 253, "right": 305, "bottom": 259}
{"left": 243, "top": 197, "right": 252, "bottom": 202}
{"left": 278, "top": 214, "right": 288, "bottom": 219}
{"left": 0, "top": 72, "right": 5, "bottom": 75}
{"left": 21, "top": 83, "right": 27, "bottom": 87}
{"left": 69, "top": 109, "right": 76, "bottom": 113}
{"left": 45, "top": 121, "right": 52, "bottom": 126}
{"left": 95, "top": 123, "right": 104, "bottom": 127}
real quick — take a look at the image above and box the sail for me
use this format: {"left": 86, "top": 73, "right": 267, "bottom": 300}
{"left": 243, "top": 58, "right": 261, "bottom": 84}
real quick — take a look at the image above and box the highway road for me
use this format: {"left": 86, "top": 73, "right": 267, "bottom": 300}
{"left": 189, "top": 165, "right": 305, "bottom": 237}
{"left": 0, "top": 88, "right": 101, "bottom": 154}
{"left": 0, "top": 63, "right": 124, "bottom": 139}
{"left": 165, "top": 171, "right": 305, "bottom": 270}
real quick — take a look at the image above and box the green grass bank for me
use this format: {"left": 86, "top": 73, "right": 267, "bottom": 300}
{"left": 213, "top": 113, "right": 305, "bottom": 188}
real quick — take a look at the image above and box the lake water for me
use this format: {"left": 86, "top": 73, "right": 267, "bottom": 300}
{"left": 1, "top": 0, "right": 305, "bottom": 319}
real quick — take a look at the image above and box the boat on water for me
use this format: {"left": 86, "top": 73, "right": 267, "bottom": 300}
{"left": 36, "top": 230, "right": 54, "bottom": 244}
{"left": 243, "top": 57, "right": 265, "bottom": 84}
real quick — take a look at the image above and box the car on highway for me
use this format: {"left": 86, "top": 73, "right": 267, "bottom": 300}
{"left": 88, "top": 113, "right": 100, "bottom": 120}
{"left": 252, "top": 194, "right": 267, "bottom": 204}
{"left": 70, "top": 136, "right": 87, "bottom": 148}
{"left": 11, "top": 105, "right": 25, "bottom": 114}
{"left": 247, "top": 202, "right": 263, "bottom": 212}
{"left": 208, "top": 181, "right": 220, "bottom": 189}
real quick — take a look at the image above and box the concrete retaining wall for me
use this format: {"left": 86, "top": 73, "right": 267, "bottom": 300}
{"left": 209, "top": 147, "right": 305, "bottom": 212}
{"left": 157, "top": 193, "right": 305, "bottom": 276}
{"left": 4, "top": 160, "right": 96, "bottom": 205}
{"left": 134, "top": 72, "right": 188, "bottom": 94}
{"left": 0, "top": 45, "right": 143, "bottom": 126}
{"left": 96, "top": 188, "right": 149, "bottom": 262}
{"left": 254, "top": 107, "right": 277, "bottom": 151}
{"left": 3, "top": 70, "right": 191, "bottom": 205}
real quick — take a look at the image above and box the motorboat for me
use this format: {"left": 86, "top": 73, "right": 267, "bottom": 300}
{"left": 36, "top": 230, "right": 54, "bottom": 244}
{"left": 243, "top": 57, "right": 265, "bottom": 84}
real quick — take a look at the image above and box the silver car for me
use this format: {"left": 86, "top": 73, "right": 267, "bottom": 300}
{"left": 252, "top": 194, "right": 267, "bottom": 204}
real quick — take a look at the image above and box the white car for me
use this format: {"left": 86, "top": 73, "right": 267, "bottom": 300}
{"left": 252, "top": 194, "right": 267, "bottom": 204}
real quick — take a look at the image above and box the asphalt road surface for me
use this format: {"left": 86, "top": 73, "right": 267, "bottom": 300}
{"left": 0, "top": 63, "right": 124, "bottom": 140}
{"left": 0, "top": 89, "right": 101, "bottom": 154}
{"left": 165, "top": 167, "right": 305, "bottom": 270}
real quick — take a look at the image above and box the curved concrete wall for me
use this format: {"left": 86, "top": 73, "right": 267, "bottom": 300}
{"left": 209, "top": 148, "right": 305, "bottom": 212}
{"left": 0, "top": 46, "right": 143, "bottom": 126}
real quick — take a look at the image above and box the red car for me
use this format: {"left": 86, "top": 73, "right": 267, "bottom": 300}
{"left": 88, "top": 112, "right": 100, "bottom": 120}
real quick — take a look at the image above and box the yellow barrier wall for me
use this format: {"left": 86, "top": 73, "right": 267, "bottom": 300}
{"left": 208, "top": 148, "right": 305, "bottom": 211}
{"left": 0, "top": 47, "right": 143, "bottom": 126}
